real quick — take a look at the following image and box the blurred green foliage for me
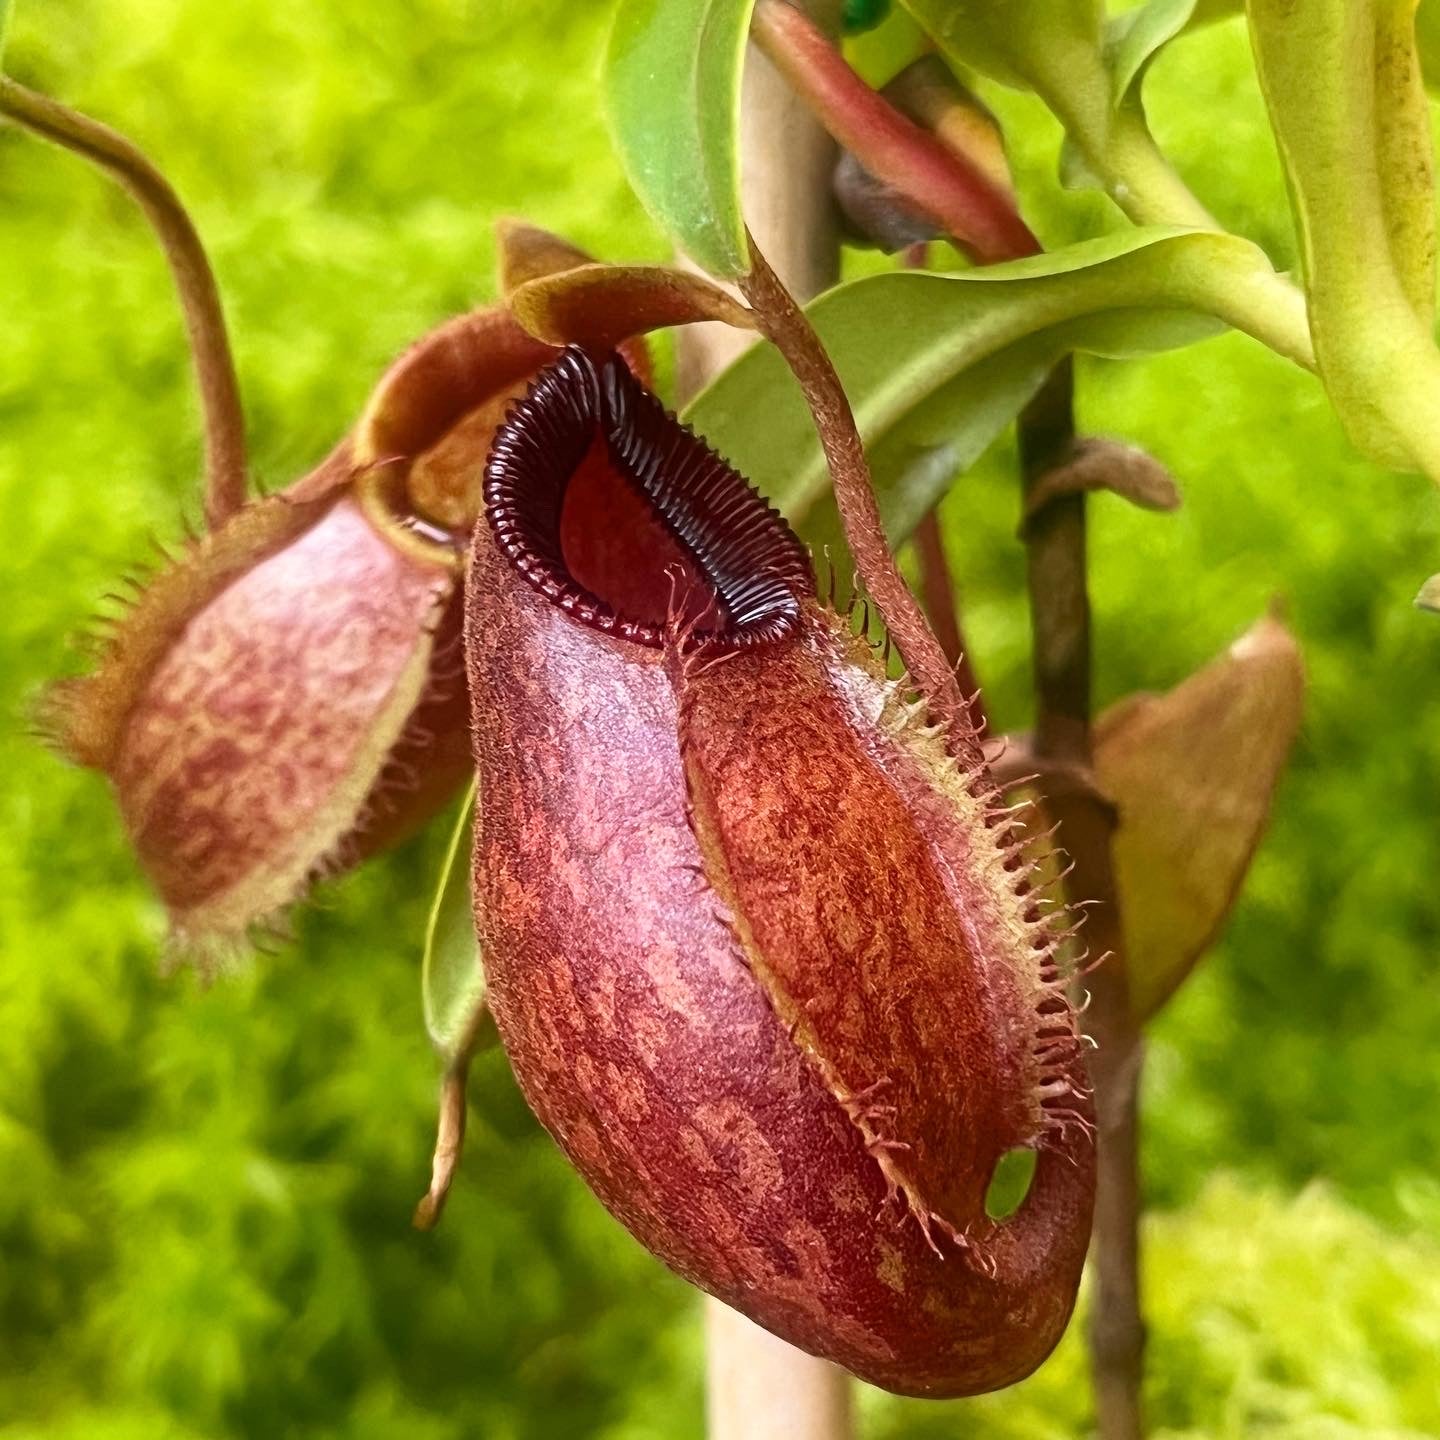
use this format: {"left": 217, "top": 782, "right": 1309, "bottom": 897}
{"left": 2, "top": 1, "right": 1439, "bottom": 1435}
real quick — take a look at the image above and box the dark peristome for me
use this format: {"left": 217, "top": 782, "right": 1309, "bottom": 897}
{"left": 483, "top": 347, "right": 814, "bottom": 648}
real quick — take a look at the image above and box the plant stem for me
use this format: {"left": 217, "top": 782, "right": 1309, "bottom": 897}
{"left": 1019, "top": 360, "right": 1145, "bottom": 1440}
{"left": 1088, "top": 1038, "right": 1146, "bottom": 1440}
{"left": 0, "top": 76, "right": 247, "bottom": 528}
{"left": 914, "top": 511, "right": 963, "bottom": 668}
{"left": 675, "top": 8, "right": 854, "bottom": 1435}
{"left": 740, "top": 238, "right": 982, "bottom": 765}
{"left": 913, "top": 463, "right": 987, "bottom": 736}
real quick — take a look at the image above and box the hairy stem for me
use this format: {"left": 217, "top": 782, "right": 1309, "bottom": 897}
{"left": 0, "top": 77, "right": 247, "bottom": 527}
{"left": 1019, "top": 360, "right": 1145, "bottom": 1440}
{"left": 740, "top": 238, "right": 982, "bottom": 764}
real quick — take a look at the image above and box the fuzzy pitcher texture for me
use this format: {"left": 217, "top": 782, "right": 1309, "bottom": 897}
{"left": 42, "top": 307, "right": 557, "bottom": 955}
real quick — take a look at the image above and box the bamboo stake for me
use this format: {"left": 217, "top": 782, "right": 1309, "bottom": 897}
{"left": 705, "top": 1301, "right": 853, "bottom": 1440}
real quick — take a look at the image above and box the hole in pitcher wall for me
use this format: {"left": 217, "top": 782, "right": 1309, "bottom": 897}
{"left": 984, "top": 1146, "right": 1037, "bottom": 1221}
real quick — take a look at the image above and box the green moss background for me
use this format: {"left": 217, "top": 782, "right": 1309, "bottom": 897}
{"left": 3, "top": 2, "right": 1440, "bottom": 1435}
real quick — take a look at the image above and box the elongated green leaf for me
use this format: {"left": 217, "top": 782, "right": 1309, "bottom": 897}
{"left": 1109, "top": 0, "right": 1201, "bottom": 104}
{"left": 422, "top": 783, "right": 489, "bottom": 1060}
{"left": 605, "top": 0, "right": 756, "bottom": 277}
{"left": 1419, "top": 1, "right": 1440, "bottom": 82}
{"left": 1250, "top": 0, "right": 1440, "bottom": 477}
{"left": 1374, "top": 0, "right": 1435, "bottom": 327}
{"left": 0, "top": 0, "right": 12, "bottom": 67}
{"left": 685, "top": 228, "right": 1287, "bottom": 549}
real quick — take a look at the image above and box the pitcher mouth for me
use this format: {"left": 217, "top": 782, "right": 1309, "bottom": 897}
{"left": 482, "top": 346, "right": 814, "bottom": 649}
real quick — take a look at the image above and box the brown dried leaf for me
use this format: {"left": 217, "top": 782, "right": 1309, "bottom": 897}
{"left": 1022, "top": 436, "right": 1181, "bottom": 533}
{"left": 509, "top": 263, "right": 755, "bottom": 350}
{"left": 1095, "top": 611, "right": 1305, "bottom": 1023}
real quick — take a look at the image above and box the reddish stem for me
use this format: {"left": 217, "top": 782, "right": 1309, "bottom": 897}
{"left": 0, "top": 77, "right": 247, "bottom": 528}
{"left": 913, "top": 509, "right": 986, "bottom": 732}
{"left": 749, "top": 0, "right": 1039, "bottom": 263}
{"left": 739, "top": 238, "right": 982, "bottom": 765}
{"left": 913, "top": 510, "right": 963, "bottom": 668}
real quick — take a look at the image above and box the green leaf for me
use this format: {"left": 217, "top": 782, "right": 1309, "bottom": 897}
{"left": 1250, "top": 0, "right": 1440, "bottom": 477}
{"left": 898, "top": 0, "right": 1103, "bottom": 93}
{"left": 1108, "top": 0, "right": 1201, "bottom": 105}
{"left": 1420, "top": 0, "right": 1440, "bottom": 81}
{"left": 422, "top": 782, "right": 488, "bottom": 1061}
{"left": 1374, "top": 0, "right": 1435, "bottom": 327}
{"left": 904, "top": 0, "right": 1216, "bottom": 229}
{"left": 1062, "top": 0, "right": 1242, "bottom": 198}
{"left": 685, "top": 228, "right": 1286, "bottom": 550}
{"left": 605, "top": 0, "right": 757, "bottom": 278}
{"left": 843, "top": 0, "right": 891, "bottom": 35}
{"left": 984, "top": 1147, "right": 1038, "bottom": 1220}
{"left": 0, "top": 0, "right": 12, "bottom": 67}
{"left": 1108, "top": 0, "right": 1243, "bottom": 106}
{"left": 845, "top": 4, "right": 927, "bottom": 88}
